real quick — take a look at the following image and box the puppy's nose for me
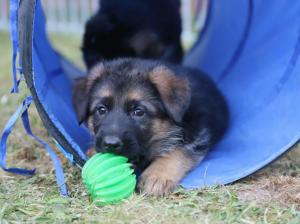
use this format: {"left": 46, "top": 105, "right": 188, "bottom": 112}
{"left": 103, "top": 136, "right": 122, "bottom": 150}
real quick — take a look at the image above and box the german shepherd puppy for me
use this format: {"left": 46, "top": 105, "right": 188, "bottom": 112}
{"left": 73, "top": 58, "right": 229, "bottom": 196}
{"left": 82, "top": 0, "right": 182, "bottom": 70}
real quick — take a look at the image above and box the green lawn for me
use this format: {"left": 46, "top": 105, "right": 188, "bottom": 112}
{"left": 0, "top": 31, "right": 300, "bottom": 223}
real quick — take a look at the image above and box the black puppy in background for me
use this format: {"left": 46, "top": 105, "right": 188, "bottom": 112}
{"left": 82, "top": 0, "right": 183, "bottom": 69}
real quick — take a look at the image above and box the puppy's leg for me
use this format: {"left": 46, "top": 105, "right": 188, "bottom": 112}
{"left": 138, "top": 149, "right": 196, "bottom": 196}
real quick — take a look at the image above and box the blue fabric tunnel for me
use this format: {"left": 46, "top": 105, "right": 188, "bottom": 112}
{"left": 3, "top": 0, "right": 300, "bottom": 190}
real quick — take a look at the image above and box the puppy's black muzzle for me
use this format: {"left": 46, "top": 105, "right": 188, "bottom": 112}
{"left": 94, "top": 111, "right": 139, "bottom": 158}
{"left": 102, "top": 135, "right": 123, "bottom": 151}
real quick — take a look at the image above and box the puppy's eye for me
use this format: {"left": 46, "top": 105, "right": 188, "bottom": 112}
{"left": 96, "top": 105, "right": 108, "bottom": 116}
{"left": 132, "top": 107, "right": 145, "bottom": 117}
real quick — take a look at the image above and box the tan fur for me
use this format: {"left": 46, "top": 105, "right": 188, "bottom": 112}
{"left": 144, "top": 117, "right": 184, "bottom": 161}
{"left": 94, "top": 86, "right": 112, "bottom": 98}
{"left": 87, "top": 116, "right": 94, "bottom": 132}
{"left": 127, "top": 90, "right": 158, "bottom": 114}
{"left": 138, "top": 149, "right": 195, "bottom": 196}
{"left": 86, "top": 148, "right": 96, "bottom": 157}
{"left": 149, "top": 66, "right": 190, "bottom": 103}
{"left": 89, "top": 86, "right": 113, "bottom": 111}
{"left": 149, "top": 66, "right": 191, "bottom": 121}
{"left": 152, "top": 118, "right": 171, "bottom": 133}
{"left": 150, "top": 118, "right": 172, "bottom": 141}
{"left": 127, "top": 89, "right": 143, "bottom": 101}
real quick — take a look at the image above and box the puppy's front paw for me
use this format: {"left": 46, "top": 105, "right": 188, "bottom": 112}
{"left": 137, "top": 150, "right": 195, "bottom": 196}
{"left": 138, "top": 169, "right": 178, "bottom": 197}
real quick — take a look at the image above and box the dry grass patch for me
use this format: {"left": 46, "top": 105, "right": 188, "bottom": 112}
{"left": 1, "top": 31, "right": 300, "bottom": 223}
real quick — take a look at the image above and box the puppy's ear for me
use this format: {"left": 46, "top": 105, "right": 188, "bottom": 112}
{"left": 72, "top": 63, "right": 106, "bottom": 124}
{"left": 72, "top": 77, "right": 90, "bottom": 124}
{"left": 149, "top": 66, "right": 191, "bottom": 123}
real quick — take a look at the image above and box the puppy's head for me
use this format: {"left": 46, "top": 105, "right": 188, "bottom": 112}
{"left": 82, "top": 13, "right": 170, "bottom": 69}
{"left": 72, "top": 60, "right": 191, "bottom": 161}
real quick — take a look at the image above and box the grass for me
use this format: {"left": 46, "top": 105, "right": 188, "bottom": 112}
{"left": 1, "top": 31, "right": 300, "bottom": 223}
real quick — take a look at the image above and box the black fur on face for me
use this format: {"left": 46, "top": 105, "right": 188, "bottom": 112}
{"left": 87, "top": 77, "right": 165, "bottom": 161}
{"left": 73, "top": 59, "right": 229, "bottom": 175}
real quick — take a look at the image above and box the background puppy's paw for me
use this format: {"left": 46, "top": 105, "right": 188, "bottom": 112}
{"left": 138, "top": 171, "right": 178, "bottom": 197}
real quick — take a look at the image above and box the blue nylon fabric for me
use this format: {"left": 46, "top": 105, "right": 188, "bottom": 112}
{"left": 218, "top": 0, "right": 254, "bottom": 81}
{"left": 31, "top": 0, "right": 92, "bottom": 161}
{"left": 10, "top": 79, "right": 21, "bottom": 93}
{"left": 21, "top": 102, "right": 68, "bottom": 196}
{"left": 181, "top": 0, "right": 300, "bottom": 188}
{"left": 54, "top": 140, "right": 75, "bottom": 165}
{"left": 9, "top": 0, "right": 20, "bottom": 93}
{"left": 4, "top": 0, "right": 68, "bottom": 196}
{"left": 0, "top": 97, "right": 35, "bottom": 175}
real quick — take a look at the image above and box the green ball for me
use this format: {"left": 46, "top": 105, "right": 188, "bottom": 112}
{"left": 82, "top": 153, "right": 136, "bottom": 206}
